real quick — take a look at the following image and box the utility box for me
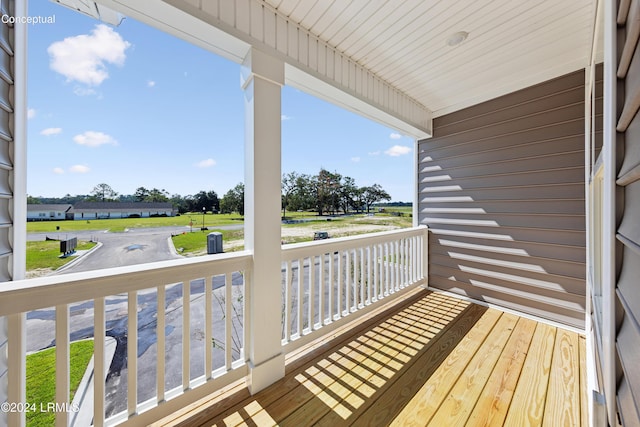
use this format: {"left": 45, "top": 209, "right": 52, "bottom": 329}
{"left": 207, "top": 232, "right": 223, "bottom": 254}
{"left": 60, "top": 237, "right": 77, "bottom": 256}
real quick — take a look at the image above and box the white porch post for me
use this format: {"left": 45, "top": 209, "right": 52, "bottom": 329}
{"left": 241, "top": 48, "right": 285, "bottom": 394}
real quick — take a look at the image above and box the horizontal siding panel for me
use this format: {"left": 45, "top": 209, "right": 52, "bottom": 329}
{"left": 0, "top": 107, "right": 10, "bottom": 142}
{"left": 421, "top": 199, "right": 585, "bottom": 215}
{"left": 419, "top": 70, "right": 586, "bottom": 327}
{"left": 617, "top": 377, "right": 640, "bottom": 427}
{"left": 420, "top": 134, "right": 584, "bottom": 167}
{"left": 428, "top": 266, "right": 585, "bottom": 307}
{"left": 0, "top": 4, "right": 10, "bottom": 53}
{"left": 618, "top": 161, "right": 640, "bottom": 186}
{"left": 418, "top": 167, "right": 584, "bottom": 191}
{"left": 618, "top": 99, "right": 640, "bottom": 183}
{"left": 430, "top": 231, "right": 586, "bottom": 263}
{"left": 0, "top": 169, "right": 9, "bottom": 196}
{"left": 432, "top": 103, "right": 584, "bottom": 141}
{"left": 425, "top": 224, "right": 585, "bottom": 247}
{"left": 428, "top": 274, "right": 585, "bottom": 328}
{"left": 429, "top": 254, "right": 584, "bottom": 296}
{"left": 420, "top": 183, "right": 585, "bottom": 200}
{"left": 435, "top": 70, "right": 585, "bottom": 128}
{"left": 617, "top": 32, "right": 640, "bottom": 131}
{"left": 423, "top": 213, "right": 583, "bottom": 231}
{"left": 618, "top": 0, "right": 632, "bottom": 25}
{"left": 617, "top": 0, "right": 640, "bottom": 78}
{"left": 437, "top": 87, "right": 585, "bottom": 136}
{"left": 617, "top": 248, "right": 640, "bottom": 330}
{"left": 420, "top": 121, "right": 583, "bottom": 159}
{"left": 0, "top": 199, "right": 8, "bottom": 225}
{"left": 618, "top": 180, "right": 640, "bottom": 245}
{"left": 0, "top": 141, "right": 10, "bottom": 167}
{"left": 616, "top": 314, "right": 640, "bottom": 422}
{"left": 0, "top": 227, "right": 10, "bottom": 255}
{"left": 420, "top": 153, "right": 583, "bottom": 180}
{"left": 429, "top": 244, "right": 585, "bottom": 280}
{"left": 0, "top": 26, "right": 10, "bottom": 86}
{"left": 0, "top": 78, "right": 10, "bottom": 115}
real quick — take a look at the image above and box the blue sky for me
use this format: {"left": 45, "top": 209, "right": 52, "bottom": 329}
{"left": 26, "top": 1, "right": 415, "bottom": 202}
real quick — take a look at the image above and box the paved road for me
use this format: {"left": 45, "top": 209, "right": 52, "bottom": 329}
{"left": 58, "top": 230, "right": 182, "bottom": 273}
{"left": 26, "top": 225, "right": 249, "bottom": 417}
{"left": 28, "top": 224, "right": 244, "bottom": 274}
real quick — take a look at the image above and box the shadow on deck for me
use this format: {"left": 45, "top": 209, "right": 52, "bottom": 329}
{"left": 154, "top": 288, "right": 586, "bottom": 426}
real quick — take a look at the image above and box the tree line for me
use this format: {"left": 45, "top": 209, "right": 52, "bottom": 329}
{"left": 281, "top": 169, "right": 390, "bottom": 216}
{"left": 27, "top": 168, "right": 391, "bottom": 216}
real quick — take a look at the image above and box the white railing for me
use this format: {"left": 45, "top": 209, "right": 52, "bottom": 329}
{"left": 0, "top": 251, "right": 251, "bottom": 427}
{"left": 0, "top": 226, "right": 427, "bottom": 426}
{"left": 281, "top": 227, "right": 428, "bottom": 350}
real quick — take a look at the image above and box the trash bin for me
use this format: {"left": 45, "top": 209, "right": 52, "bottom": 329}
{"left": 207, "top": 232, "right": 223, "bottom": 254}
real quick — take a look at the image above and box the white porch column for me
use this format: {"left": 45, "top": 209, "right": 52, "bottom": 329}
{"left": 241, "top": 48, "right": 285, "bottom": 394}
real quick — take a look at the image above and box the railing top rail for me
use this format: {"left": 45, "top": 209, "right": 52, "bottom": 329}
{"left": 281, "top": 226, "right": 427, "bottom": 260}
{"left": 0, "top": 250, "right": 252, "bottom": 316}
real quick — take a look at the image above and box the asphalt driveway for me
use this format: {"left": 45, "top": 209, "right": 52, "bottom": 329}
{"left": 57, "top": 229, "right": 183, "bottom": 273}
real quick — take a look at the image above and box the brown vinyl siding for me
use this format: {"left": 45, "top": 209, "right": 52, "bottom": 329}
{"left": 613, "top": 0, "right": 640, "bottom": 423}
{"left": 418, "top": 70, "right": 586, "bottom": 329}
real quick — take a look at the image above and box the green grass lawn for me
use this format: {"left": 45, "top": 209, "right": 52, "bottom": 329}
{"left": 27, "top": 240, "right": 97, "bottom": 273}
{"left": 26, "top": 339, "right": 94, "bottom": 427}
{"left": 26, "top": 213, "right": 245, "bottom": 233}
{"left": 172, "top": 228, "right": 245, "bottom": 255}
{"left": 172, "top": 213, "right": 413, "bottom": 255}
{"left": 27, "top": 211, "right": 412, "bottom": 267}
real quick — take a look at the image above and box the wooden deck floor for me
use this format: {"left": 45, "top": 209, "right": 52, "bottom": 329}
{"left": 157, "top": 288, "right": 587, "bottom": 427}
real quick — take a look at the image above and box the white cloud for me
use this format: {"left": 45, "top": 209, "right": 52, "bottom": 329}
{"left": 69, "top": 165, "right": 90, "bottom": 173}
{"left": 390, "top": 132, "right": 402, "bottom": 140}
{"left": 73, "top": 87, "right": 97, "bottom": 97}
{"left": 196, "top": 158, "right": 216, "bottom": 168}
{"left": 53, "top": 167, "right": 65, "bottom": 175}
{"left": 147, "top": 80, "right": 156, "bottom": 88}
{"left": 281, "top": 114, "right": 292, "bottom": 121}
{"left": 73, "top": 131, "right": 118, "bottom": 147}
{"left": 368, "top": 151, "right": 381, "bottom": 156}
{"left": 28, "top": 108, "right": 36, "bottom": 119}
{"left": 40, "top": 127, "right": 62, "bottom": 136}
{"left": 351, "top": 157, "right": 361, "bottom": 163}
{"left": 385, "top": 145, "right": 412, "bottom": 157}
{"left": 48, "top": 24, "right": 131, "bottom": 86}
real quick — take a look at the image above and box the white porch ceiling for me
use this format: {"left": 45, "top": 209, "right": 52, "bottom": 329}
{"left": 262, "top": 0, "right": 597, "bottom": 118}
{"left": 73, "top": 0, "right": 596, "bottom": 136}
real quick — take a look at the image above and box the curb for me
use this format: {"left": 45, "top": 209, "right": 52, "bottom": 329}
{"left": 70, "top": 336, "right": 117, "bottom": 426}
{"left": 55, "top": 241, "right": 103, "bottom": 274}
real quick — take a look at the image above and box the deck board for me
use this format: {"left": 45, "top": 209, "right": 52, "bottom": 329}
{"left": 427, "top": 312, "right": 520, "bottom": 426}
{"left": 388, "top": 307, "right": 501, "bottom": 426}
{"left": 335, "top": 304, "right": 488, "bottom": 427}
{"left": 542, "top": 329, "right": 581, "bottom": 426}
{"left": 503, "top": 322, "right": 556, "bottom": 426}
{"left": 466, "top": 317, "right": 537, "bottom": 427}
{"left": 579, "top": 335, "right": 588, "bottom": 427}
{"left": 282, "top": 295, "right": 472, "bottom": 426}
{"left": 157, "top": 289, "right": 586, "bottom": 427}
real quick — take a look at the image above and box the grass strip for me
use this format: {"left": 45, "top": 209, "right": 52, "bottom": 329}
{"left": 26, "top": 339, "right": 94, "bottom": 426}
{"left": 26, "top": 240, "right": 97, "bottom": 271}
